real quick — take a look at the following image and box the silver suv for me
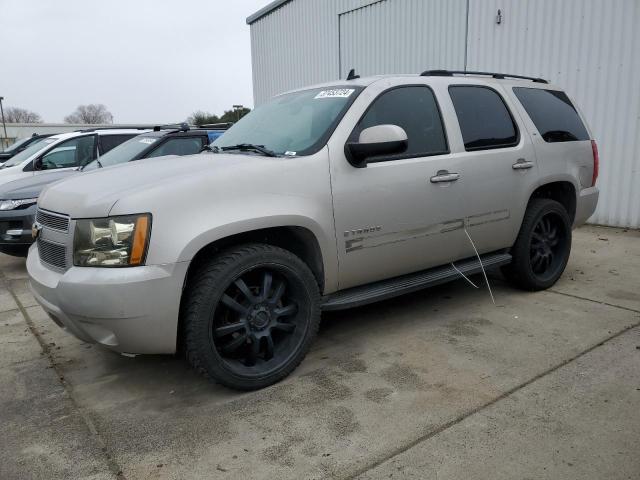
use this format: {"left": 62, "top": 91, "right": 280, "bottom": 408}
{"left": 27, "top": 71, "right": 599, "bottom": 390}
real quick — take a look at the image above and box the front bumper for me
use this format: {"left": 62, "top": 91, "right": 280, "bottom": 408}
{"left": 0, "top": 204, "right": 36, "bottom": 251}
{"left": 574, "top": 186, "right": 599, "bottom": 227}
{"left": 27, "top": 243, "right": 190, "bottom": 354}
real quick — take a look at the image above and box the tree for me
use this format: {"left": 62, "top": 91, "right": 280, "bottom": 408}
{"left": 4, "top": 107, "right": 43, "bottom": 123}
{"left": 218, "top": 107, "right": 251, "bottom": 123}
{"left": 187, "top": 107, "right": 251, "bottom": 126}
{"left": 187, "top": 111, "right": 220, "bottom": 126}
{"left": 64, "top": 104, "right": 113, "bottom": 124}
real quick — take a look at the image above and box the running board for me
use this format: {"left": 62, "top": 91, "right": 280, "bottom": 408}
{"left": 321, "top": 252, "right": 512, "bottom": 311}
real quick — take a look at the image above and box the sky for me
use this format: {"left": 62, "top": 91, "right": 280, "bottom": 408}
{"left": 0, "top": 0, "right": 270, "bottom": 123}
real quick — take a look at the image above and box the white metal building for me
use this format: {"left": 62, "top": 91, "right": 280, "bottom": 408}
{"left": 247, "top": 0, "right": 640, "bottom": 228}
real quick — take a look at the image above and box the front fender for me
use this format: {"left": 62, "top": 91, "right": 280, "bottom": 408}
{"left": 178, "top": 214, "right": 337, "bottom": 291}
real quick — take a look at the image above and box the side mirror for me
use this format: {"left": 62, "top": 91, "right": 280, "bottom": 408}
{"left": 345, "top": 124, "right": 408, "bottom": 168}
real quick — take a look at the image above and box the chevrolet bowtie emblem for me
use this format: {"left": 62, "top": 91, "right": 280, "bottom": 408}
{"left": 32, "top": 222, "right": 42, "bottom": 239}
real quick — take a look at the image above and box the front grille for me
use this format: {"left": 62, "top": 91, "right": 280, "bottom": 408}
{"left": 37, "top": 238, "right": 67, "bottom": 269}
{"left": 36, "top": 209, "right": 70, "bottom": 233}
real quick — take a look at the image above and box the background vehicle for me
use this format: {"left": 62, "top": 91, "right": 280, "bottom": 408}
{"left": 0, "top": 125, "right": 227, "bottom": 256}
{"left": 0, "top": 134, "right": 56, "bottom": 163}
{"left": 0, "top": 128, "right": 150, "bottom": 185}
{"left": 28, "top": 72, "right": 599, "bottom": 390}
{"left": 81, "top": 123, "right": 228, "bottom": 171}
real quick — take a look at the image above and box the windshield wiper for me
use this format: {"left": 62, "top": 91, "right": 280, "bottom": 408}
{"left": 217, "top": 143, "right": 277, "bottom": 157}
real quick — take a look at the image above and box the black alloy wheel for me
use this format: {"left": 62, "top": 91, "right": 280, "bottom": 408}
{"left": 183, "top": 244, "right": 320, "bottom": 390}
{"left": 504, "top": 198, "right": 572, "bottom": 291}
{"left": 529, "top": 211, "right": 569, "bottom": 281}
{"left": 213, "top": 267, "right": 305, "bottom": 370}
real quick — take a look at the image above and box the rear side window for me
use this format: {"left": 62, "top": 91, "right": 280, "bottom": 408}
{"left": 145, "top": 137, "right": 205, "bottom": 158}
{"left": 449, "top": 86, "right": 519, "bottom": 151}
{"left": 353, "top": 85, "right": 448, "bottom": 160}
{"left": 513, "top": 88, "right": 589, "bottom": 142}
{"left": 100, "top": 134, "right": 136, "bottom": 154}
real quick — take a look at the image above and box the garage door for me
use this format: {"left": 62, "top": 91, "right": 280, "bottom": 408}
{"left": 338, "top": 0, "right": 467, "bottom": 78}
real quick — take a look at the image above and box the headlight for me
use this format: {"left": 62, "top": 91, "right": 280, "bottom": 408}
{"left": 73, "top": 214, "right": 151, "bottom": 267}
{"left": 0, "top": 198, "right": 38, "bottom": 211}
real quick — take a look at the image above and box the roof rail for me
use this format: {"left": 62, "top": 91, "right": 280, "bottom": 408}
{"left": 198, "top": 122, "right": 234, "bottom": 130}
{"left": 420, "top": 70, "right": 548, "bottom": 84}
{"left": 152, "top": 123, "right": 192, "bottom": 132}
{"left": 74, "top": 126, "right": 153, "bottom": 133}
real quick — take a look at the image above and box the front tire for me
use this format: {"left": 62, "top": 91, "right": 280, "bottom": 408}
{"left": 504, "top": 198, "right": 572, "bottom": 291}
{"left": 182, "top": 243, "right": 321, "bottom": 390}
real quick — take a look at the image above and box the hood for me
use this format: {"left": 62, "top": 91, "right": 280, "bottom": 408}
{"left": 38, "top": 152, "right": 285, "bottom": 218}
{"left": 0, "top": 170, "right": 78, "bottom": 200}
{"left": 0, "top": 170, "right": 36, "bottom": 188}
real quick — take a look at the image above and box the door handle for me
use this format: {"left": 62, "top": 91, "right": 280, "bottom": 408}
{"left": 430, "top": 170, "right": 460, "bottom": 183}
{"left": 430, "top": 171, "right": 460, "bottom": 183}
{"left": 512, "top": 159, "right": 534, "bottom": 170}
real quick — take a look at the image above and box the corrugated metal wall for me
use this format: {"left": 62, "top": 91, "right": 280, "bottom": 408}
{"left": 249, "top": 0, "right": 466, "bottom": 104}
{"left": 466, "top": 0, "right": 640, "bottom": 228}
{"left": 249, "top": 0, "right": 640, "bottom": 228}
{"left": 339, "top": 0, "right": 466, "bottom": 78}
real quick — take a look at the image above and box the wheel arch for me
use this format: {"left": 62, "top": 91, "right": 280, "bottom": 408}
{"left": 528, "top": 180, "right": 577, "bottom": 224}
{"left": 176, "top": 224, "right": 326, "bottom": 353}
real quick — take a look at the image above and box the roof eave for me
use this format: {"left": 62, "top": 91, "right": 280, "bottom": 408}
{"left": 246, "top": 0, "right": 292, "bottom": 25}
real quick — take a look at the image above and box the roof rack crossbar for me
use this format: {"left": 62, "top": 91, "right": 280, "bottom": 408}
{"left": 420, "top": 70, "right": 548, "bottom": 84}
{"left": 74, "top": 125, "right": 153, "bottom": 133}
{"left": 197, "top": 122, "right": 234, "bottom": 129}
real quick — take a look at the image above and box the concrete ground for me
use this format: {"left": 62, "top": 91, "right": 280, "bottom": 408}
{"left": 0, "top": 225, "right": 638, "bottom": 480}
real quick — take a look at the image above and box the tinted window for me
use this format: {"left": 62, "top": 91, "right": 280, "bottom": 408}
{"left": 100, "top": 134, "right": 136, "bottom": 154}
{"left": 449, "top": 86, "right": 518, "bottom": 151}
{"left": 39, "top": 135, "right": 96, "bottom": 170}
{"left": 145, "top": 137, "right": 205, "bottom": 158}
{"left": 353, "top": 86, "right": 448, "bottom": 160}
{"left": 513, "top": 88, "right": 589, "bottom": 142}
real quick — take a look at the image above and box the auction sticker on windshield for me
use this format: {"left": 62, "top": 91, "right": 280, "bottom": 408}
{"left": 315, "top": 89, "right": 355, "bottom": 99}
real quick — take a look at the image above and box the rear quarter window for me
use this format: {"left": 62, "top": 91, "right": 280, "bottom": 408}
{"left": 513, "top": 87, "right": 589, "bottom": 143}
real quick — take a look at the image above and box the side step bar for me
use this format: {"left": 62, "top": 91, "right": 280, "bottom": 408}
{"left": 321, "top": 252, "right": 512, "bottom": 311}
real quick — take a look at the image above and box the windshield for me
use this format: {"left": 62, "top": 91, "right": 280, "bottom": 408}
{"left": 2, "top": 137, "right": 33, "bottom": 153}
{"left": 2, "top": 138, "right": 57, "bottom": 167}
{"left": 83, "top": 135, "right": 158, "bottom": 171}
{"left": 212, "top": 86, "right": 363, "bottom": 156}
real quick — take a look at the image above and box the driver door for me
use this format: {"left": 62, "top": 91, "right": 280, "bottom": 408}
{"left": 328, "top": 83, "right": 470, "bottom": 289}
{"left": 31, "top": 135, "right": 97, "bottom": 172}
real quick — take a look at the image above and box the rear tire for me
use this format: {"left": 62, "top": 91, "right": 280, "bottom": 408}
{"left": 182, "top": 243, "right": 321, "bottom": 390}
{"left": 503, "top": 198, "right": 572, "bottom": 291}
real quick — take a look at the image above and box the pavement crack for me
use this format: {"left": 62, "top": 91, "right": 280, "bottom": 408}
{"left": 344, "top": 321, "right": 640, "bottom": 480}
{"left": 547, "top": 288, "right": 640, "bottom": 314}
{"left": 1, "top": 274, "right": 127, "bottom": 480}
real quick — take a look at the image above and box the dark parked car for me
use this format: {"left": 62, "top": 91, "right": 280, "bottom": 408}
{"left": 0, "top": 134, "right": 56, "bottom": 163}
{"left": 0, "top": 125, "right": 227, "bottom": 256}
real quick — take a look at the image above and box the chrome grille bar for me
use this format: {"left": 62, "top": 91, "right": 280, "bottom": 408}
{"left": 36, "top": 209, "right": 70, "bottom": 233}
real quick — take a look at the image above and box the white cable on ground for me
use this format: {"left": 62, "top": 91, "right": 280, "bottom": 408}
{"left": 464, "top": 227, "right": 496, "bottom": 305}
{"left": 450, "top": 262, "right": 480, "bottom": 289}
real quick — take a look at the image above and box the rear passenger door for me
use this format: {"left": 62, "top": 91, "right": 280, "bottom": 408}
{"left": 447, "top": 85, "right": 538, "bottom": 254}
